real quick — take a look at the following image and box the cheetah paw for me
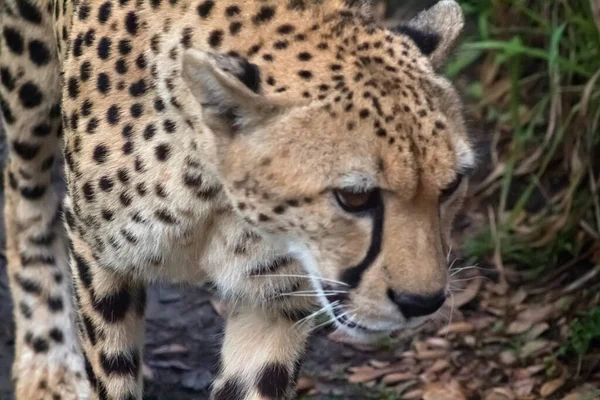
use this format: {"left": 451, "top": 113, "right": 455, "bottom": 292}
{"left": 13, "top": 343, "right": 90, "bottom": 400}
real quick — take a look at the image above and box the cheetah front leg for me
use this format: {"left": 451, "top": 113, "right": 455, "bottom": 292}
{"left": 211, "top": 305, "right": 314, "bottom": 400}
{"left": 67, "top": 230, "right": 146, "bottom": 400}
{"left": 1, "top": 2, "right": 90, "bottom": 398}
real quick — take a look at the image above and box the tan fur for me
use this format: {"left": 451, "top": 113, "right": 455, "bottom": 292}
{"left": 1, "top": 0, "right": 474, "bottom": 398}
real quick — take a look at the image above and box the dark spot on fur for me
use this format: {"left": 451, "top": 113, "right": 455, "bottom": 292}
{"left": 92, "top": 286, "right": 132, "bottom": 323}
{"left": 98, "top": 1, "right": 112, "bottom": 24}
{"left": 73, "top": 252, "right": 93, "bottom": 288}
{"left": 47, "top": 295, "right": 64, "bottom": 312}
{"left": 32, "top": 336, "right": 49, "bottom": 353}
{"left": 19, "top": 82, "right": 43, "bottom": 108}
{"left": 197, "top": 0, "right": 214, "bottom": 18}
{"left": 3, "top": 27, "right": 25, "bottom": 55}
{"left": 208, "top": 29, "right": 223, "bottom": 48}
{"left": 100, "top": 349, "right": 140, "bottom": 377}
{"left": 257, "top": 363, "right": 289, "bottom": 398}
{"left": 28, "top": 40, "right": 51, "bottom": 65}
{"left": 17, "top": 0, "right": 43, "bottom": 24}
{"left": 252, "top": 6, "right": 275, "bottom": 25}
{"left": 49, "top": 327, "right": 64, "bottom": 343}
{"left": 125, "top": 11, "right": 139, "bottom": 35}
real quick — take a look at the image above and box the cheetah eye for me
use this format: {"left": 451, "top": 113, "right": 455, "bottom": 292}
{"left": 334, "top": 188, "right": 379, "bottom": 213}
{"left": 441, "top": 174, "right": 464, "bottom": 201}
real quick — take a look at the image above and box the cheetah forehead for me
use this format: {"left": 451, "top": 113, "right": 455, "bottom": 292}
{"left": 59, "top": 0, "right": 470, "bottom": 197}
{"left": 192, "top": 1, "right": 472, "bottom": 184}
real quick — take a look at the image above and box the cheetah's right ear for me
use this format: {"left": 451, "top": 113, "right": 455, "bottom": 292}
{"left": 393, "top": 0, "right": 464, "bottom": 69}
{"left": 182, "top": 50, "right": 282, "bottom": 136}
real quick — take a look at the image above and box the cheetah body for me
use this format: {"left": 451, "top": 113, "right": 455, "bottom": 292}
{"left": 0, "top": 0, "right": 474, "bottom": 398}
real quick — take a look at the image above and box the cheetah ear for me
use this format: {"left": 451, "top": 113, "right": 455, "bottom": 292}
{"left": 393, "top": 0, "right": 464, "bottom": 68}
{"left": 182, "top": 49, "right": 281, "bottom": 136}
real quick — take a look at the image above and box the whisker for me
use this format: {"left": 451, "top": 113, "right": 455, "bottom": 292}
{"left": 450, "top": 276, "right": 489, "bottom": 283}
{"left": 309, "top": 305, "right": 354, "bottom": 333}
{"left": 447, "top": 257, "right": 460, "bottom": 272}
{"left": 280, "top": 290, "right": 348, "bottom": 295}
{"left": 294, "top": 301, "right": 339, "bottom": 327}
{"left": 250, "top": 274, "right": 349, "bottom": 287}
{"left": 275, "top": 290, "right": 348, "bottom": 298}
{"left": 446, "top": 245, "right": 453, "bottom": 263}
{"left": 276, "top": 294, "right": 321, "bottom": 297}
{"left": 313, "top": 314, "right": 347, "bottom": 333}
{"left": 310, "top": 318, "right": 335, "bottom": 333}
{"left": 449, "top": 264, "right": 494, "bottom": 276}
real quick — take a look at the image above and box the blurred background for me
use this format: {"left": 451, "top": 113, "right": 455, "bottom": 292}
{"left": 0, "top": 0, "right": 599, "bottom": 399}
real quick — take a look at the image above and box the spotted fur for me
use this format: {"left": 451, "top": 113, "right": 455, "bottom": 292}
{"left": 1, "top": 0, "right": 474, "bottom": 399}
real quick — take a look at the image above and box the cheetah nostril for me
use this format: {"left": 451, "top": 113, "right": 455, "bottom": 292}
{"left": 387, "top": 290, "right": 446, "bottom": 319}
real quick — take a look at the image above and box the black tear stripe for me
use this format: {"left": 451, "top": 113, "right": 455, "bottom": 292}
{"left": 340, "top": 192, "right": 384, "bottom": 288}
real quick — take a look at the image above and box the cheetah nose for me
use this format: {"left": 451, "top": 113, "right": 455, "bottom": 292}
{"left": 387, "top": 290, "right": 446, "bottom": 319}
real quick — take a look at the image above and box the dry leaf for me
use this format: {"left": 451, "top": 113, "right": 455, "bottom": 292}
{"left": 484, "top": 388, "right": 516, "bottom": 400}
{"left": 561, "top": 391, "right": 591, "bottom": 400}
{"left": 369, "top": 360, "right": 390, "bottom": 369}
{"left": 449, "top": 276, "right": 482, "bottom": 308}
{"left": 426, "top": 338, "right": 451, "bottom": 350}
{"left": 404, "top": 389, "right": 424, "bottom": 399}
{"left": 464, "top": 335, "right": 477, "bottom": 346}
{"left": 516, "top": 305, "right": 555, "bottom": 324}
{"left": 506, "top": 320, "right": 533, "bottom": 335}
{"left": 382, "top": 372, "right": 417, "bottom": 385}
{"left": 417, "top": 350, "right": 449, "bottom": 360}
{"left": 526, "top": 365, "right": 546, "bottom": 376}
{"left": 296, "top": 377, "right": 314, "bottom": 392}
{"left": 364, "top": 380, "right": 377, "bottom": 388}
{"left": 423, "top": 381, "right": 467, "bottom": 400}
{"left": 142, "top": 364, "right": 154, "bottom": 381}
{"left": 428, "top": 359, "right": 450, "bottom": 373}
{"left": 513, "top": 379, "right": 535, "bottom": 397}
{"left": 490, "top": 281, "right": 510, "bottom": 296}
{"left": 499, "top": 351, "right": 517, "bottom": 366}
{"left": 347, "top": 365, "right": 375, "bottom": 374}
{"left": 151, "top": 343, "right": 189, "bottom": 355}
{"left": 520, "top": 340, "right": 550, "bottom": 358}
{"left": 525, "top": 323, "right": 550, "bottom": 341}
{"left": 510, "top": 289, "right": 528, "bottom": 305}
{"left": 347, "top": 363, "right": 405, "bottom": 383}
{"left": 327, "top": 330, "right": 377, "bottom": 351}
{"left": 561, "top": 395, "right": 582, "bottom": 400}
{"left": 438, "top": 322, "right": 474, "bottom": 335}
{"left": 540, "top": 378, "right": 566, "bottom": 397}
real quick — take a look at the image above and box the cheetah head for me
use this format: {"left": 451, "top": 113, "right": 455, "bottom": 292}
{"left": 182, "top": 0, "right": 474, "bottom": 338}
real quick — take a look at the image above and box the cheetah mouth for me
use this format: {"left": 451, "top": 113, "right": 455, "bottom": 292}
{"left": 318, "top": 287, "right": 397, "bottom": 334}
{"left": 330, "top": 305, "right": 379, "bottom": 332}
{"left": 324, "top": 299, "right": 397, "bottom": 336}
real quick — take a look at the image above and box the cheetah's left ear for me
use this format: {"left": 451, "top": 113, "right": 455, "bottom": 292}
{"left": 393, "top": 0, "right": 464, "bottom": 68}
{"left": 182, "top": 49, "right": 283, "bottom": 137}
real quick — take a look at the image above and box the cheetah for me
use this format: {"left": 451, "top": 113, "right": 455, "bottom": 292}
{"left": 0, "top": 0, "right": 474, "bottom": 398}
